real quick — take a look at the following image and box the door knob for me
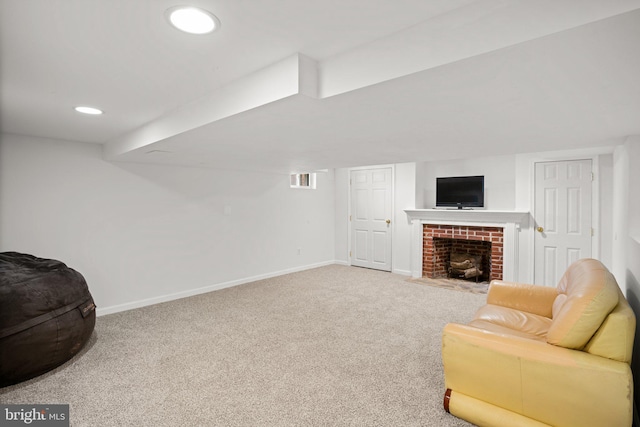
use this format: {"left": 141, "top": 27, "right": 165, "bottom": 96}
{"left": 386, "top": 219, "right": 391, "bottom": 224}
{"left": 537, "top": 226, "right": 544, "bottom": 232}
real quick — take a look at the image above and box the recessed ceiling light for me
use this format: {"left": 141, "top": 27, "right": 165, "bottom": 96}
{"left": 166, "top": 6, "right": 220, "bottom": 34}
{"left": 74, "top": 106, "right": 103, "bottom": 115}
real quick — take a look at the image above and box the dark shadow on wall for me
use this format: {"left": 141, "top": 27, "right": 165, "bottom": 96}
{"left": 627, "top": 236, "right": 640, "bottom": 427}
{"left": 627, "top": 274, "right": 640, "bottom": 422}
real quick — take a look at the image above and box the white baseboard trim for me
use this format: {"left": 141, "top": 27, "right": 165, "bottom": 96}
{"left": 97, "top": 260, "right": 338, "bottom": 316}
{"left": 392, "top": 268, "right": 412, "bottom": 276}
{"left": 334, "top": 259, "right": 350, "bottom": 266}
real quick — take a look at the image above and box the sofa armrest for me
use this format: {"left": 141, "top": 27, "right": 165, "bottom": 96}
{"left": 486, "top": 281, "right": 558, "bottom": 318}
{"left": 442, "top": 323, "right": 633, "bottom": 427}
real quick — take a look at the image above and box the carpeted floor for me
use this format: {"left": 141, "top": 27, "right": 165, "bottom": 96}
{"left": 0, "top": 265, "right": 484, "bottom": 426}
{"left": 407, "top": 276, "right": 489, "bottom": 295}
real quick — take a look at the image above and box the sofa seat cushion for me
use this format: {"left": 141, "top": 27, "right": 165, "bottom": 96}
{"left": 469, "top": 304, "right": 552, "bottom": 341}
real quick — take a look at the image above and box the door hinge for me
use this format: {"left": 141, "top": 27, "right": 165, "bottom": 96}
{"left": 591, "top": 172, "right": 594, "bottom": 181}
{"left": 349, "top": 215, "right": 352, "bottom": 221}
{"left": 591, "top": 228, "right": 595, "bottom": 236}
{"left": 349, "top": 251, "right": 352, "bottom": 257}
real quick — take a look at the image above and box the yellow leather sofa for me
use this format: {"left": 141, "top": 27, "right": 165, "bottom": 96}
{"left": 442, "top": 258, "right": 635, "bottom": 427}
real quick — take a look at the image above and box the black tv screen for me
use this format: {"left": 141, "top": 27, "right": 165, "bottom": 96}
{"left": 436, "top": 176, "right": 484, "bottom": 209}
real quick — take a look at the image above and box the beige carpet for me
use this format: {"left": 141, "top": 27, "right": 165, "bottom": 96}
{"left": 0, "top": 265, "right": 484, "bottom": 426}
{"left": 408, "top": 276, "right": 490, "bottom": 295}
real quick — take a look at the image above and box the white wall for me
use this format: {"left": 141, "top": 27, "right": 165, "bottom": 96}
{"left": 612, "top": 136, "right": 640, "bottom": 294}
{"left": 612, "top": 144, "right": 630, "bottom": 291}
{"left": 0, "top": 134, "right": 336, "bottom": 315}
{"left": 392, "top": 163, "right": 416, "bottom": 276}
{"left": 625, "top": 138, "right": 640, "bottom": 246}
{"left": 333, "top": 168, "right": 350, "bottom": 265}
{"left": 598, "top": 153, "right": 614, "bottom": 269}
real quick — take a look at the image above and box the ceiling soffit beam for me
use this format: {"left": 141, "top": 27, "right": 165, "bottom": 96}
{"left": 319, "top": 0, "right": 640, "bottom": 98}
{"left": 103, "top": 53, "right": 318, "bottom": 160}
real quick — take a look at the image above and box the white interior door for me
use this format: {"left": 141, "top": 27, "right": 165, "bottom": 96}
{"left": 350, "top": 168, "right": 392, "bottom": 271}
{"left": 534, "top": 159, "right": 592, "bottom": 286}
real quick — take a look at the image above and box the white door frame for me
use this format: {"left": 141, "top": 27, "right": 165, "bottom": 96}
{"left": 528, "top": 153, "right": 601, "bottom": 283}
{"left": 348, "top": 164, "right": 395, "bottom": 271}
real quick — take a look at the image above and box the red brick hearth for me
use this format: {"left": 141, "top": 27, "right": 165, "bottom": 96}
{"left": 423, "top": 224, "right": 504, "bottom": 281}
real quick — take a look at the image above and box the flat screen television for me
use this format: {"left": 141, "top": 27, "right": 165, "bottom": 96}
{"left": 436, "top": 175, "right": 484, "bottom": 209}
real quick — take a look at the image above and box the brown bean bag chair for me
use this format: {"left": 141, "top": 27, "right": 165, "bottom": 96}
{"left": 0, "top": 252, "right": 96, "bottom": 387}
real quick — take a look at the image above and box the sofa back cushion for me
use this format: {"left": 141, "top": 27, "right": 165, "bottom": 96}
{"left": 547, "top": 259, "right": 620, "bottom": 349}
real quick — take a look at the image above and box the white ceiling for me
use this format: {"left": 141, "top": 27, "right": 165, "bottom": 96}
{"left": 2, "top": 0, "right": 640, "bottom": 174}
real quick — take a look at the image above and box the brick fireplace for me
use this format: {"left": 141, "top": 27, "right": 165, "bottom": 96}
{"left": 423, "top": 224, "right": 503, "bottom": 281}
{"left": 404, "top": 209, "right": 530, "bottom": 283}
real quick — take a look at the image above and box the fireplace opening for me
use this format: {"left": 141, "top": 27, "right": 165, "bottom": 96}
{"left": 432, "top": 238, "right": 491, "bottom": 282}
{"left": 449, "top": 252, "right": 483, "bottom": 282}
{"left": 423, "top": 224, "right": 504, "bottom": 282}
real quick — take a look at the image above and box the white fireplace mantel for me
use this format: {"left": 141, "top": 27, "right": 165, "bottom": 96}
{"left": 404, "top": 209, "right": 531, "bottom": 282}
{"left": 405, "top": 209, "right": 530, "bottom": 226}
